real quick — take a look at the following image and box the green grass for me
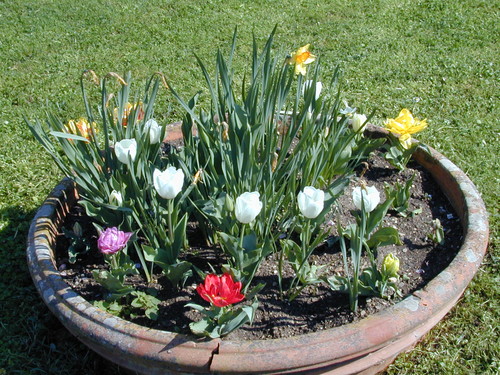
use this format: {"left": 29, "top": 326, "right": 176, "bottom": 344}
{"left": 0, "top": 0, "right": 498, "bottom": 373}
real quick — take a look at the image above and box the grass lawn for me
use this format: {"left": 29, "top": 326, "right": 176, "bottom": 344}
{"left": 0, "top": 0, "right": 498, "bottom": 373}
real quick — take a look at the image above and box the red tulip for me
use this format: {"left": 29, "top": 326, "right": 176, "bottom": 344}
{"left": 196, "top": 273, "right": 245, "bottom": 308}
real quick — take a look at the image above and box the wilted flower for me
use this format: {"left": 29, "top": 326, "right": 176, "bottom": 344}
{"left": 381, "top": 253, "right": 400, "bottom": 278}
{"left": 114, "top": 102, "right": 145, "bottom": 127}
{"left": 145, "top": 119, "right": 162, "bottom": 144}
{"left": 235, "top": 192, "right": 263, "bottom": 224}
{"left": 303, "top": 80, "right": 323, "bottom": 100}
{"left": 65, "top": 118, "right": 97, "bottom": 141}
{"left": 297, "top": 186, "right": 325, "bottom": 219}
{"left": 109, "top": 190, "right": 123, "bottom": 206}
{"left": 192, "top": 169, "right": 203, "bottom": 185}
{"left": 97, "top": 227, "right": 133, "bottom": 255}
{"left": 221, "top": 121, "right": 229, "bottom": 142}
{"left": 115, "top": 138, "right": 137, "bottom": 164}
{"left": 196, "top": 273, "right": 245, "bottom": 308}
{"left": 352, "top": 185, "right": 380, "bottom": 213}
{"left": 384, "top": 109, "right": 427, "bottom": 149}
{"left": 153, "top": 166, "right": 185, "bottom": 199}
{"left": 351, "top": 113, "right": 368, "bottom": 133}
{"left": 289, "top": 44, "right": 316, "bottom": 76}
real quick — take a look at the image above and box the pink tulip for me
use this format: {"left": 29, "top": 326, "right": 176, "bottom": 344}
{"left": 97, "top": 227, "right": 133, "bottom": 255}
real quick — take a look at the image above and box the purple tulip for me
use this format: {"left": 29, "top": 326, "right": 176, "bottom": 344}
{"left": 97, "top": 227, "right": 133, "bottom": 255}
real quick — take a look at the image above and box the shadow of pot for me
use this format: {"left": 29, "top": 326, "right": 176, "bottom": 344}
{"left": 27, "top": 126, "right": 488, "bottom": 374}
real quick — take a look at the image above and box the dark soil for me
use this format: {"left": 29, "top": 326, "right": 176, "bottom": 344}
{"left": 55, "top": 152, "right": 462, "bottom": 341}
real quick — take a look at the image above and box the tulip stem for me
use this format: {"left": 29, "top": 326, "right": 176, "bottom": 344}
{"left": 110, "top": 253, "right": 118, "bottom": 270}
{"left": 168, "top": 199, "right": 174, "bottom": 244}
{"left": 239, "top": 224, "right": 245, "bottom": 250}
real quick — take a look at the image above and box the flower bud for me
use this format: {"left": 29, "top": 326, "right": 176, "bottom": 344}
{"left": 221, "top": 121, "right": 229, "bottom": 142}
{"left": 297, "top": 186, "right": 325, "bottom": 219}
{"left": 381, "top": 253, "right": 400, "bottom": 278}
{"left": 352, "top": 185, "right": 380, "bottom": 213}
{"left": 271, "top": 152, "right": 278, "bottom": 172}
{"left": 153, "top": 166, "right": 185, "bottom": 199}
{"left": 235, "top": 192, "right": 263, "bottom": 224}
{"left": 115, "top": 138, "right": 137, "bottom": 164}
{"left": 98, "top": 227, "right": 133, "bottom": 255}
{"left": 145, "top": 119, "right": 162, "bottom": 144}
{"left": 109, "top": 190, "right": 123, "bottom": 206}
{"left": 351, "top": 113, "right": 367, "bottom": 133}
{"left": 303, "top": 80, "right": 323, "bottom": 100}
{"left": 224, "top": 194, "right": 234, "bottom": 212}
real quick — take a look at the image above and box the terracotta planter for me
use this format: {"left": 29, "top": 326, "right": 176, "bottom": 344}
{"left": 27, "top": 128, "right": 489, "bottom": 374}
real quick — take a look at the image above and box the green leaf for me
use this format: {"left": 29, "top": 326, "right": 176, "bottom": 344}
{"left": 162, "top": 261, "right": 192, "bottom": 288}
{"left": 145, "top": 308, "right": 158, "bottom": 320}
{"left": 242, "top": 232, "right": 257, "bottom": 251}
{"left": 92, "top": 270, "right": 134, "bottom": 299}
{"left": 325, "top": 275, "right": 349, "bottom": 293}
{"left": 189, "top": 317, "right": 218, "bottom": 338}
{"left": 245, "top": 283, "right": 265, "bottom": 300}
{"left": 367, "top": 227, "right": 402, "bottom": 248}
{"left": 142, "top": 244, "right": 158, "bottom": 262}
{"left": 49, "top": 131, "right": 89, "bottom": 142}
{"left": 366, "top": 197, "right": 394, "bottom": 235}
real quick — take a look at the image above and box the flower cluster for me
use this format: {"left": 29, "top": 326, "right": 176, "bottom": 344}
{"left": 28, "top": 31, "right": 423, "bottom": 336}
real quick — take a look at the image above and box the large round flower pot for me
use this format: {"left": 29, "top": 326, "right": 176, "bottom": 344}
{"left": 27, "top": 128, "right": 489, "bottom": 375}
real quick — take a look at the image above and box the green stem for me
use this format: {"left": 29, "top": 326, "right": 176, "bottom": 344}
{"left": 278, "top": 246, "right": 284, "bottom": 298}
{"left": 168, "top": 199, "right": 174, "bottom": 244}
{"left": 239, "top": 224, "right": 245, "bottom": 250}
{"left": 110, "top": 253, "right": 118, "bottom": 270}
{"left": 134, "top": 242, "right": 151, "bottom": 282}
{"left": 289, "top": 219, "right": 312, "bottom": 297}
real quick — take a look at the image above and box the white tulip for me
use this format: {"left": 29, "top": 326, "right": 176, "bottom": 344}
{"left": 235, "top": 192, "right": 263, "bottom": 224}
{"left": 109, "top": 190, "right": 123, "bottom": 206}
{"left": 115, "top": 138, "right": 137, "bottom": 164}
{"left": 153, "top": 167, "right": 185, "bottom": 199}
{"left": 352, "top": 186, "right": 380, "bottom": 213}
{"left": 297, "top": 186, "right": 325, "bottom": 219}
{"left": 351, "top": 113, "right": 367, "bottom": 132}
{"left": 303, "top": 80, "right": 323, "bottom": 100}
{"left": 145, "top": 119, "right": 162, "bottom": 144}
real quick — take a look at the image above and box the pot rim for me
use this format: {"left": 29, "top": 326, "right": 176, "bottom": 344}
{"left": 27, "top": 126, "right": 489, "bottom": 374}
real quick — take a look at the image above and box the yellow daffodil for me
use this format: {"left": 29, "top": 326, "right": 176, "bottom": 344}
{"left": 289, "top": 44, "right": 316, "bottom": 76}
{"left": 65, "top": 118, "right": 97, "bottom": 141}
{"left": 384, "top": 109, "right": 427, "bottom": 149}
{"left": 113, "top": 102, "right": 145, "bottom": 127}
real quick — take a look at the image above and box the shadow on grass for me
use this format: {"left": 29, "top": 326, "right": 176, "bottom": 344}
{"left": 0, "top": 205, "right": 126, "bottom": 375}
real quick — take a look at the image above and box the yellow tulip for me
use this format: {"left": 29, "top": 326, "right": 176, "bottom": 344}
{"left": 65, "top": 118, "right": 97, "bottom": 141}
{"left": 113, "top": 102, "right": 144, "bottom": 127}
{"left": 289, "top": 44, "right": 316, "bottom": 76}
{"left": 381, "top": 253, "right": 400, "bottom": 278}
{"left": 384, "top": 109, "right": 427, "bottom": 148}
